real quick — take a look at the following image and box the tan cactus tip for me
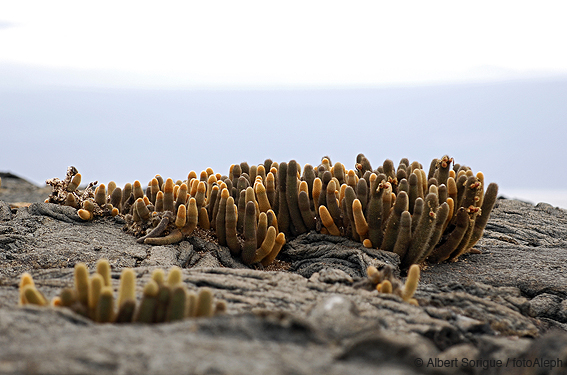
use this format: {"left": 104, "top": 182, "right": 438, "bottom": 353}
{"left": 78, "top": 209, "right": 93, "bottom": 221}
{"left": 151, "top": 268, "right": 165, "bottom": 285}
{"left": 166, "top": 266, "right": 183, "bottom": 286}
{"left": 379, "top": 280, "right": 392, "bottom": 294}
{"left": 402, "top": 264, "right": 420, "bottom": 303}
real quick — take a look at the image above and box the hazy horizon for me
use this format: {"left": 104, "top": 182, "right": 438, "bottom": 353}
{"left": 2, "top": 75, "right": 566, "bottom": 208}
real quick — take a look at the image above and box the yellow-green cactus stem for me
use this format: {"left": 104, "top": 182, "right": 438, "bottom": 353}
{"left": 242, "top": 201, "right": 258, "bottom": 265}
{"left": 467, "top": 182, "right": 499, "bottom": 250}
{"left": 225, "top": 197, "right": 241, "bottom": 255}
{"left": 21, "top": 284, "right": 48, "bottom": 306}
{"left": 88, "top": 273, "right": 104, "bottom": 316}
{"left": 403, "top": 192, "right": 439, "bottom": 268}
{"left": 366, "top": 180, "right": 385, "bottom": 249}
{"left": 19, "top": 273, "right": 35, "bottom": 305}
{"left": 196, "top": 288, "right": 214, "bottom": 318}
{"left": 64, "top": 193, "right": 77, "bottom": 208}
{"left": 379, "top": 280, "right": 393, "bottom": 294}
{"left": 115, "top": 298, "right": 136, "bottom": 323}
{"left": 163, "top": 178, "right": 175, "bottom": 213}
{"left": 117, "top": 268, "right": 136, "bottom": 311}
{"left": 265, "top": 172, "right": 277, "bottom": 209}
{"left": 325, "top": 180, "right": 342, "bottom": 228}
{"left": 411, "top": 198, "right": 424, "bottom": 233}
{"left": 144, "top": 228, "right": 183, "bottom": 245}
{"left": 392, "top": 211, "right": 412, "bottom": 260}
{"left": 135, "top": 198, "right": 150, "bottom": 221}
{"left": 312, "top": 177, "right": 322, "bottom": 214}
{"left": 332, "top": 162, "right": 346, "bottom": 186}
{"left": 96, "top": 259, "right": 112, "bottom": 287}
{"left": 132, "top": 180, "right": 144, "bottom": 200}
{"left": 154, "top": 190, "right": 164, "bottom": 213}
{"left": 121, "top": 183, "right": 133, "bottom": 214}
{"left": 207, "top": 185, "right": 219, "bottom": 220}
{"left": 95, "top": 287, "right": 115, "bottom": 323}
{"left": 419, "top": 202, "right": 450, "bottom": 263}
{"left": 436, "top": 155, "right": 453, "bottom": 187}
{"left": 266, "top": 209, "right": 279, "bottom": 233}
{"left": 408, "top": 173, "right": 419, "bottom": 214}
{"left": 165, "top": 266, "right": 182, "bottom": 286}
{"left": 277, "top": 162, "right": 291, "bottom": 237}
{"left": 174, "top": 183, "right": 188, "bottom": 213}
{"left": 252, "top": 225, "right": 277, "bottom": 263}
{"left": 257, "top": 212, "right": 268, "bottom": 248}
{"left": 428, "top": 207, "right": 469, "bottom": 263}
{"left": 94, "top": 184, "right": 106, "bottom": 207}
{"left": 381, "top": 191, "right": 409, "bottom": 252}
{"left": 345, "top": 169, "right": 358, "bottom": 191}
{"left": 74, "top": 262, "right": 90, "bottom": 308}
{"left": 286, "top": 160, "right": 307, "bottom": 235}
{"left": 167, "top": 285, "right": 187, "bottom": 322}
{"left": 402, "top": 264, "right": 420, "bottom": 303}
{"left": 195, "top": 181, "right": 207, "bottom": 211}
{"left": 185, "top": 292, "right": 198, "bottom": 318}
{"left": 175, "top": 204, "right": 186, "bottom": 228}
{"left": 319, "top": 205, "right": 341, "bottom": 236}
{"left": 151, "top": 268, "right": 165, "bottom": 285}
{"left": 236, "top": 189, "right": 247, "bottom": 233}
{"left": 67, "top": 173, "right": 82, "bottom": 192}
{"left": 255, "top": 181, "right": 272, "bottom": 213}
{"left": 199, "top": 206, "right": 210, "bottom": 230}
{"left": 58, "top": 288, "right": 76, "bottom": 308}
{"left": 138, "top": 280, "right": 159, "bottom": 323}
{"left": 449, "top": 206, "right": 480, "bottom": 261}
{"left": 154, "top": 284, "right": 172, "bottom": 323}
{"left": 317, "top": 171, "right": 332, "bottom": 208}
{"left": 182, "top": 197, "right": 198, "bottom": 236}
{"left": 260, "top": 232, "right": 286, "bottom": 267}
{"left": 461, "top": 175, "right": 482, "bottom": 210}
{"left": 343, "top": 185, "right": 359, "bottom": 241}
{"left": 149, "top": 178, "right": 160, "bottom": 204}
{"left": 110, "top": 186, "right": 122, "bottom": 211}
{"left": 355, "top": 178, "right": 368, "bottom": 213}
{"left": 215, "top": 188, "right": 229, "bottom": 247}
{"left": 298, "top": 190, "right": 316, "bottom": 231}
{"left": 352, "top": 199, "right": 369, "bottom": 239}
{"left": 454, "top": 174, "right": 468, "bottom": 209}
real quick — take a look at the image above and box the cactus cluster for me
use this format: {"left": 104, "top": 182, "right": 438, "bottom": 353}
{"left": 305, "top": 154, "right": 499, "bottom": 269}
{"left": 45, "top": 154, "right": 497, "bottom": 269}
{"left": 19, "top": 259, "right": 225, "bottom": 323}
{"left": 362, "top": 264, "right": 421, "bottom": 306}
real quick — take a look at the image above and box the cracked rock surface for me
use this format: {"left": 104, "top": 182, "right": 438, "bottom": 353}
{"left": 1, "top": 175, "right": 567, "bottom": 374}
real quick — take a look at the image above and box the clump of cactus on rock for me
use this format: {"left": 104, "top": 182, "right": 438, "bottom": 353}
{"left": 45, "top": 154, "right": 497, "bottom": 269}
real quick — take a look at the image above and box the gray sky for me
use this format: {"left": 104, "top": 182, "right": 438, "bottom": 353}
{"left": 1, "top": 1, "right": 567, "bottom": 88}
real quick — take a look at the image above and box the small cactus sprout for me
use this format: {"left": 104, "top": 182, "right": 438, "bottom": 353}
{"left": 21, "top": 284, "right": 48, "bottom": 306}
{"left": 402, "top": 264, "right": 420, "bottom": 303}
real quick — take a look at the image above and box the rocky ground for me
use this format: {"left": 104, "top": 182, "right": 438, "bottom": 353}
{"left": 1, "top": 172, "right": 567, "bottom": 375}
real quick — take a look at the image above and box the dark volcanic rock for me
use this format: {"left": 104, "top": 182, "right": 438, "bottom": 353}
{"left": 1, "top": 174, "right": 567, "bottom": 374}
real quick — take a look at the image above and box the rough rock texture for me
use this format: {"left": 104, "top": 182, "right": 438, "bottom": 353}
{"left": 1, "top": 175, "right": 567, "bottom": 374}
